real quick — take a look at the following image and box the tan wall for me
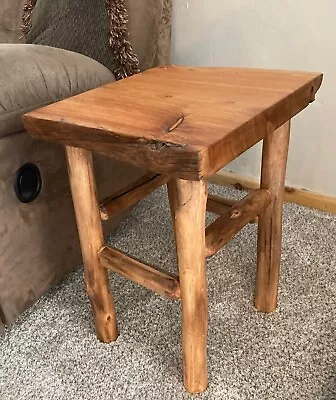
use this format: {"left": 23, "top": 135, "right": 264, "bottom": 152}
{"left": 172, "top": 0, "right": 336, "bottom": 197}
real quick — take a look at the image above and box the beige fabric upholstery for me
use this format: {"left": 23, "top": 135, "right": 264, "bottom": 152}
{"left": 26, "top": 0, "right": 125, "bottom": 77}
{"left": 0, "top": 44, "right": 115, "bottom": 138}
{"left": 126, "top": 0, "right": 163, "bottom": 71}
{"left": 0, "top": 0, "right": 171, "bottom": 65}
{"left": 0, "top": 131, "right": 145, "bottom": 325}
{"left": 154, "top": 0, "right": 172, "bottom": 66}
{"left": 0, "top": 0, "right": 172, "bottom": 138}
{"left": 127, "top": 0, "right": 172, "bottom": 69}
{"left": 0, "top": 0, "right": 26, "bottom": 43}
{"left": 0, "top": 0, "right": 171, "bottom": 329}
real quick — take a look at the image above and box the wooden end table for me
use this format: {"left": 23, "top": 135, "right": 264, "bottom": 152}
{"left": 23, "top": 66, "right": 322, "bottom": 393}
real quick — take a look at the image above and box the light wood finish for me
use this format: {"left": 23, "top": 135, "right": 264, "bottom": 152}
{"left": 100, "top": 173, "right": 168, "bottom": 220}
{"left": 206, "top": 194, "right": 259, "bottom": 223}
{"left": 209, "top": 170, "right": 336, "bottom": 215}
{"left": 23, "top": 66, "right": 324, "bottom": 395}
{"left": 205, "top": 189, "right": 271, "bottom": 257}
{"left": 99, "top": 246, "right": 181, "bottom": 300}
{"left": 283, "top": 187, "right": 336, "bottom": 214}
{"left": 168, "top": 179, "right": 208, "bottom": 393}
{"left": 167, "top": 180, "right": 178, "bottom": 220}
{"left": 65, "top": 147, "right": 118, "bottom": 342}
{"left": 23, "top": 66, "right": 323, "bottom": 180}
{"left": 206, "top": 194, "right": 235, "bottom": 214}
{"left": 255, "top": 122, "right": 291, "bottom": 313}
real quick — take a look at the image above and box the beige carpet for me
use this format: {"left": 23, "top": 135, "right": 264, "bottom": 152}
{"left": 0, "top": 185, "right": 335, "bottom": 400}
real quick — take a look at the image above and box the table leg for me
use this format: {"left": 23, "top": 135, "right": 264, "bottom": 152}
{"left": 66, "top": 146, "right": 118, "bottom": 342}
{"left": 167, "top": 179, "right": 177, "bottom": 220}
{"left": 168, "top": 179, "right": 208, "bottom": 393}
{"left": 255, "top": 121, "right": 291, "bottom": 312}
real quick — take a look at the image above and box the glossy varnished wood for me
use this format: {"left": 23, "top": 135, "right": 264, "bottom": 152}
{"left": 66, "top": 147, "right": 118, "bottom": 342}
{"left": 99, "top": 173, "right": 169, "bottom": 220}
{"left": 255, "top": 122, "right": 291, "bottom": 312}
{"left": 23, "top": 66, "right": 323, "bottom": 395}
{"left": 209, "top": 170, "right": 336, "bottom": 215}
{"left": 168, "top": 179, "right": 208, "bottom": 393}
{"left": 206, "top": 194, "right": 236, "bottom": 215}
{"left": 205, "top": 189, "right": 271, "bottom": 257}
{"left": 206, "top": 194, "right": 259, "bottom": 223}
{"left": 23, "top": 66, "right": 323, "bottom": 180}
{"left": 99, "top": 246, "right": 181, "bottom": 300}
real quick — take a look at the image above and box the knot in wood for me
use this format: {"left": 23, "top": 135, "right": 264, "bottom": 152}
{"left": 149, "top": 141, "right": 167, "bottom": 151}
{"left": 230, "top": 209, "right": 241, "bottom": 218}
{"left": 168, "top": 116, "right": 185, "bottom": 133}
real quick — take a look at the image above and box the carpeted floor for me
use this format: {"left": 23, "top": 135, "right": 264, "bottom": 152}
{"left": 0, "top": 185, "right": 335, "bottom": 400}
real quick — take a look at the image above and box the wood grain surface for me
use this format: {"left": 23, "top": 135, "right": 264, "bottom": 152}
{"left": 209, "top": 170, "right": 336, "bottom": 215}
{"left": 23, "top": 66, "right": 323, "bottom": 180}
{"left": 66, "top": 147, "right": 118, "bottom": 342}
{"left": 99, "top": 246, "right": 181, "bottom": 300}
{"left": 207, "top": 194, "right": 239, "bottom": 215}
{"left": 168, "top": 178, "right": 208, "bottom": 393}
{"left": 205, "top": 189, "right": 271, "bottom": 257}
{"left": 255, "top": 122, "right": 291, "bottom": 312}
{"left": 100, "top": 173, "right": 169, "bottom": 220}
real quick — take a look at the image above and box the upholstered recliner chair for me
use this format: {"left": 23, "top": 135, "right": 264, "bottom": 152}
{"left": 0, "top": 0, "right": 172, "bottom": 333}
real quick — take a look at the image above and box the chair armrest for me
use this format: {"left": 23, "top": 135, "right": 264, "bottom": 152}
{"left": 0, "top": 44, "right": 115, "bottom": 138}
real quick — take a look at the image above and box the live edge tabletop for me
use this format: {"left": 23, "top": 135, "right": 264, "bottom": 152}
{"left": 23, "top": 66, "right": 323, "bottom": 180}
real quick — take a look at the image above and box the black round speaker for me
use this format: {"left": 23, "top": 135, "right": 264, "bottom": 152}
{"left": 14, "top": 163, "right": 42, "bottom": 203}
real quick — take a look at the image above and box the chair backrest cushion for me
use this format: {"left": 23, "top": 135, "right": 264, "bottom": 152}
{"left": 24, "top": 0, "right": 139, "bottom": 79}
{"left": 0, "top": 0, "right": 172, "bottom": 69}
